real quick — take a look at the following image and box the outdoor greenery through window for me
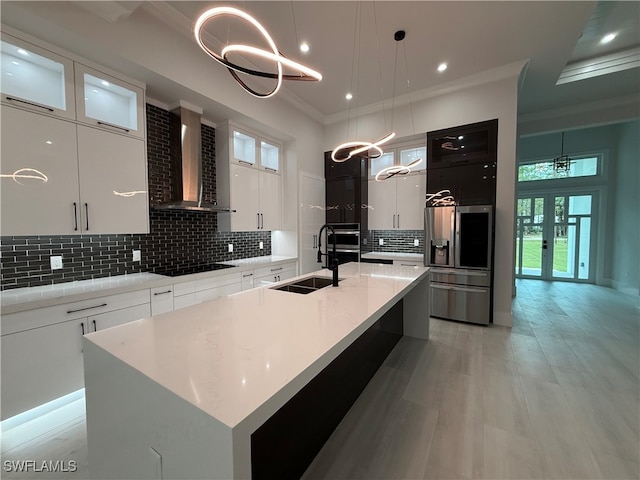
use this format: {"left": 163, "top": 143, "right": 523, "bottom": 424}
{"left": 518, "top": 156, "right": 598, "bottom": 182}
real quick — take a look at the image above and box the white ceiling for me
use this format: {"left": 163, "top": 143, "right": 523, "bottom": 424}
{"left": 1, "top": 1, "right": 638, "bottom": 128}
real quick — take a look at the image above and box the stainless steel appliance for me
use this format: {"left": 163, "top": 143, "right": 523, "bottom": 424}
{"left": 326, "top": 223, "right": 360, "bottom": 264}
{"left": 424, "top": 205, "right": 494, "bottom": 325}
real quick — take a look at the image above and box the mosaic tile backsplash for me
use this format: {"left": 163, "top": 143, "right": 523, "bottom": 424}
{"left": 0, "top": 104, "right": 271, "bottom": 290}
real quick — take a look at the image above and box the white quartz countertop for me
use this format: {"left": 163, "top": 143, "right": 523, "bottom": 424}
{"left": 1, "top": 256, "right": 297, "bottom": 314}
{"left": 84, "top": 262, "right": 429, "bottom": 429}
{"left": 361, "top": 252, "right": 424, "bottom": 262}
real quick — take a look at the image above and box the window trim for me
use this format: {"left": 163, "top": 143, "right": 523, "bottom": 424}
{"left": 368, "top": 139, "right": 426, "bottom": 179}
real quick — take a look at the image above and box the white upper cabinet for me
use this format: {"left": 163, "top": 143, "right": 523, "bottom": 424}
{"left": 0, "top": 33, "right": 75, "bottom": 119}
{"left": 229, "top": 124, "right": 281, "bottom": 173}
{"left": 368, "top": 173, "right": 425, "bottom": 231}
{"left": 217, "top": 121, "right": 283, "bottom": 232}
{"left": 77, "top": 125, "right": 149, "bottom": 234}
{"left": 75, "top": 64, "right": 145, "bottom": 138}
{"left": 0, "top": 106, "right": 80, "bottom": 235}
{"left": 232, "top": 128, "right": 257, "bottom": 166}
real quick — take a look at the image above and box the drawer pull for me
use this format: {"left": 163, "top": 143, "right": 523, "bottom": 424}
{"left": 153, "top": 290, "right": 172, "bottom": 296}
{"left": 80, "top": 323, "right": 85, "bottom": 335}
{"left": 243, "top": 273, "right": 253, "bottom": 278}
{"left": 270, "top": 267, "right": 283, "bottom": 272}
{"left": 97, "top": 121, "right": 130, "bottom": 133}
{"left": 73, "top": 202, "right": 78, "bottom": 231}
{"left": 6, "top": 96, "right": 54, "bottom": 112}
{"left": 92, "top": 319, "right": 97, "bottom": 332}
{"left": 67, "top": 303, "right": 107, "bottom": 314}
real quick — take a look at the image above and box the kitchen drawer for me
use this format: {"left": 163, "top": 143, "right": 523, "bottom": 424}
{"left": 253, "top": 262, "right": 297, "bottom": 279}
{"left": 173, "top": 282, "right": 241, "bottom": 310}
{"left": 173, "top": 272, "right": 241, "bottom": 297}
{"left": 392, "top": 260, "right": 423, "bottom": 267}
{"left": 430, "top": 282, "right": 491, "bottom": 325}
{"left": 430, "top": 268, "right": 491, "bottom": 287}
{"left": 1, "top": 289, "right": 150, "bottom": 336}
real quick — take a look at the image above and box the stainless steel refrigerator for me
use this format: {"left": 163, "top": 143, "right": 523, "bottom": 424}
{"left": 424, "top": 205, "right": 494, "bottom": 325}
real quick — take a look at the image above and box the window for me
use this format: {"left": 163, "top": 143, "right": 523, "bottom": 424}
{"left": 518, "top": 156, "right": 599, "bottom": 182}
{"left": 369, "top": 141, "right": 426, "bottom": 177}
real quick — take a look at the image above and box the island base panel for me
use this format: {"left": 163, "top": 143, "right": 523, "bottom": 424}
{"left": 250, "top": 299, "right": 403, "bottom": 480}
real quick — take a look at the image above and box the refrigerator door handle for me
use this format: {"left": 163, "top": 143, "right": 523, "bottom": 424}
{"left": 431, "top": 284, "right": 488, "bottom": 294}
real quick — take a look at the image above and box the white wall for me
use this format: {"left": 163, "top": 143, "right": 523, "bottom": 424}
{"left": 325, "top": 68, "right": 525, "bottom": 327}
{"left": 612, "top": 120, "right": 640, "bottom": 297}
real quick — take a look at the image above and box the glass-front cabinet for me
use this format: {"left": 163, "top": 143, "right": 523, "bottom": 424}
{"left": 0, "top": 33, "right": 75, "bottom": 119}
{"left": 75, "top": 64, "right": 145, "bottom": 138}
{"left": 369, "top": 142, "right": 426, "bottom": 178}
{"left": 230, "top": 124, "right": 281, "bottom": 173}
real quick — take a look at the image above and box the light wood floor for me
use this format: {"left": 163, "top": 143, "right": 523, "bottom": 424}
{"left": 2, "top": 280, "right": 639, "bottom": 479}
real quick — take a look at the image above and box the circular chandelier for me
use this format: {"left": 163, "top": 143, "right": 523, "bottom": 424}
{"left": 194, "top": 6, "right": 322, "bottom": 98}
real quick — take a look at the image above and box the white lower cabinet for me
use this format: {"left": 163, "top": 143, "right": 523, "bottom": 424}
{"left": 150, "top": 286, "right": 175, "bottom": 315}
{"left": 253, "top": 261, "right": 297, "bottom": 287}
{"left": 173, "top": 272, "right": 242, "bottom": 310}
{"left": 0, "top": 289, "right": 150, "bottom": 420}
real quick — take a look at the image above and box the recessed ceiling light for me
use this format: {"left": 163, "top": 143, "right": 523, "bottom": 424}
{"left": 345, "top": 92, "right": 353, "bottom": 100}
{"left": 11, "top": 60, "right": 20, "bottom": 66}
{"left": 437, "top": 63, "right": 448, "bottom": 73}
{"left": 45, "top": 140, "right": 53, "bottom": 145}
{"left": 17, "top": 48, "right": 29, "bottom": 56}
{"left": 300, "top": 42, "right": 310, "bottom": 53}
{"left": 601, "top": 32, "right": 617, "bottom": 44}
{"left": 101, "top": 80, "right": 110, "bottom": 87}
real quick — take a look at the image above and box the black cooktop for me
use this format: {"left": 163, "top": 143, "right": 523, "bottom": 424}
{"left": 155, "top": 263, "right": 236, "bottom": 277}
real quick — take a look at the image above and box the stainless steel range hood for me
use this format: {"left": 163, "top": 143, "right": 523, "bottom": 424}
{"left": 155, "top": 104, "right": 233, "bottom": 212}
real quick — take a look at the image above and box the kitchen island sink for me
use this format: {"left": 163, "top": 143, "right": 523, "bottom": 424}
{"left": 271, "top": 275, "right": 338, "bottom": 294}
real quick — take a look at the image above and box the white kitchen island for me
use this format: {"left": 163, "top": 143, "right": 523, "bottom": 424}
{"left": 83, "top": 262, "right": 430, "bottom": 479}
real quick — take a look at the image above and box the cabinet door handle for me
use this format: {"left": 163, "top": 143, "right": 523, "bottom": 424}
{"left": 243, "top": 273, "right": 253, "bottom": 278}
{"left": 73, "top": 202, "right": 78, "bottom": 231}
{"left": 92, "top": 319, "right": 97, "bottom": 332}
{"left": 153, "top": 290, "right": 173, "bottom": 296}
{"left": 67, "top": 303, "right": 107, "bottom": 314}
{"left": 80, "top": 322, "right": 85, "bottom": 335}
{"left": 313, "top": 234, "right": 317, "bottom": 248}
{"left": 84, "top": 203, "right": 89, "bottom": 231}
{"left": 257, "top": 213, "right": 260, "bottom": 229}
{"left": 260, "top": 213, "right": 264, "bottom": 229}
{"left": 97, "top": 121, "right": 130, "bottom": 133}
{"left": 239, "top": 160, "right": 253, "bottom": 166}
{"left": 397, "top": 214, "right": 400, "bottom": 229}
{"left": 393, "top": 214, "right": 396, "bottom": 229}
{"left": 5, "top": 96, "right": 54, "bottom": 112}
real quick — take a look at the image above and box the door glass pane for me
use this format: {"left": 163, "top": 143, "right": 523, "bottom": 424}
{"left": 260, "top": 141, "right": 279, "bottom": 171}
{"left": 516, "top": 196, "right": 543, "bottom": 278}
{"left": 569, "top": 195, "right": 591, "bottom": 215}
{"left": 515, "top": 218, "right": 522, "bottom": 274}
{"left": 400, "top": 146, "right": 426, "bottom": 171}
{"left": 370, "top": 152, "right": 394, "bottom": 177}
{"left": 578, "top": 218, "right": 591, "bottom": 280}
{"left": 553, "top": 225, "right": 573, "bottom": 278}
{"left": 1, "top": 40, "right": 66, "bottom": 110}
{"left": 233, "top": 130, "right": 256, "bottom": 165}
{"left": 83, "top": 73, "right": 137, "bottom": 129}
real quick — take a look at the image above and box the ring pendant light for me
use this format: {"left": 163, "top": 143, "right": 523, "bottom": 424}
{"left": 194, "top": 6, "right": 322, "bottom": 99}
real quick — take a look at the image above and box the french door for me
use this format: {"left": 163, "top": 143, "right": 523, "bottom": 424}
{"left": 515, "top": 191, "right": 596, "bottom": 281}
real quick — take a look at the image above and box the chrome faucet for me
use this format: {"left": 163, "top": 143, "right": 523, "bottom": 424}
{"left": 317, "top": 224, "right": 339, "bottom": 287}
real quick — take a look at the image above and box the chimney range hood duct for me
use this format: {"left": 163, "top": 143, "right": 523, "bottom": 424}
{"left": 155, "top": 104, "right": 233, "bottom": 212}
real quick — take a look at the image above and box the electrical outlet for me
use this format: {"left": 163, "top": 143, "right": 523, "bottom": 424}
{"left": 259, "top": 241, "right": 264, "bottom": 250}
{"left": 50, "top": 256, "right": 63, "bottom": 270}
{"left": 132, "top": 250, "right": 141, "bottom": 262}
{"left": 379, "top": 238, "right": 384, "bottom": 246}
{"left": 414, "top": 239, "right": 419, "bottom": 247}
{"left": 228, "top": 244, "right": 233, "bottom": 253}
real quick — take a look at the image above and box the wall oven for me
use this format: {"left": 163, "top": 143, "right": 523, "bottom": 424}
{"left": 326, "top": 223, "right": 360, "bottom": 265}
{"left": 424, "top": 205, "right": 494, "bottom": 325}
